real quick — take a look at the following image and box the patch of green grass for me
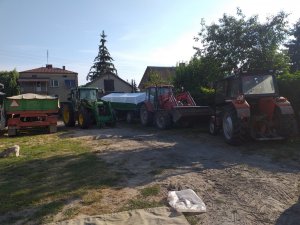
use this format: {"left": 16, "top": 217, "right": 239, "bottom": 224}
{"left": 63, "top": 207, "right": 80, "bottom": 219}
{"left": 0, "top": 132, "right": 121, "bottom": 224}
{"left": 140, "top": 185, "right": 160, "bottom": 197}
{"left": 185, "top": 214, "right": 199, "bottom": 225}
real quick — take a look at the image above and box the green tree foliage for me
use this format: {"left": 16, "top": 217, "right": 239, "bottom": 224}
{"left": 195, "top": 8, "right": 290, "bottom": 75}
{"left": 285, "top": 19, "right": 300, "bottom": 72}
{"left": 0, "top": 70, "right": 20, "bottom": 97}
{"left": 144, "top": 71, "right": 172, "bottom": 87}
{"left": 173, "top": 59, "right": 218, "bottom": 104}
{"left": 86, "top": 31, "right": 118, "bottom": 81}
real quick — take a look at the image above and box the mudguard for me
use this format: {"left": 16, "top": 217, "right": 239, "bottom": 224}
{"left": 231, "top": 100, "right": 250, "bottom": 119}
{"left": 274, "top": 98, "right": 295, "bottom": 115}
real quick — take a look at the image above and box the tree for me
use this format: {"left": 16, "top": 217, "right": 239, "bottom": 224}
{"left": 0, "top": 70, "right": 20, "bottom": 97}
{"left": 286, "top": 19, "right": 300, "bottom": 72}
{"left": 86, "top": 31, "right": 118, "bottom": 81}
{"left": 144, "top": 71, "right": 172, "bottom": 87}
{"left": 173, "top": 58, "right": 219, "bottom": 105}
{"left": 195, "top": 9, "right": 290, "bottom": 75}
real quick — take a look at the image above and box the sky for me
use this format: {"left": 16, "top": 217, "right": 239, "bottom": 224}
{"left": 1, "top": 0, "right": 300, "bottom": 86}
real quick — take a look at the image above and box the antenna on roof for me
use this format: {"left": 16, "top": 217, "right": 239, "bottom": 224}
{"left": 47, "top": 50, "right": 49, "bottom": 64}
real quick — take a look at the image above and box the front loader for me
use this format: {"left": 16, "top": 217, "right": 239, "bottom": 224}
{"left": 140, "top": 85, "right": 212, "bottom": 129}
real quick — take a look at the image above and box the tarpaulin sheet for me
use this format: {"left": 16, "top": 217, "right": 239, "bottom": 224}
{"left": 101, "top": 93, "right": 146, "bottom": 105}
{"left": 49, "top": 207, "right": 189, "bottom": 225}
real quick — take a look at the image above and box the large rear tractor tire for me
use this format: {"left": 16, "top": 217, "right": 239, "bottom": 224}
{"left": 275, "top": 109, "right": 298, "bottom": 138}
{"left": 140, "top": 104, "right": 153, "bottom": 126}
{"left": 78, "top": 108, "right": 91, "bottom": 129}
{"left": 62, "top": 104, "right": 75, "bottom": 127}
{"left": 222, "top": 106, "right": 245, "bottom": 145}
{"left": 155, "top": 111, "right": 172, "bottom": 129}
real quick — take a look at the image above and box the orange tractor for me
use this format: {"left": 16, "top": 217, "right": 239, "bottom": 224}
{"left": 140, "top": 85, "right": 212, "bottom": 129}
{"left": 209, "top": 73, "right": 298, "bottom": 145}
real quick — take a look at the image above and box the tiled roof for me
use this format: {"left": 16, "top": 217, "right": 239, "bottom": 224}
{"left": 138, "top": 66, "right": 176, "bottom": 89}
{"left": 20, "top": 65, "right": 77, "bottom": 74}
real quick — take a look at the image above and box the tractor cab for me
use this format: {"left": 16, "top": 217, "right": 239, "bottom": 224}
{"left": 211, "top": 73, "right": 297, "bottom": 144}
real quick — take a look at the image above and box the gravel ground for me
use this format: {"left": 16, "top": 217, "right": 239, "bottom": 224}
{"left": 60, "top": 122, "right": 300, "bottom": 225}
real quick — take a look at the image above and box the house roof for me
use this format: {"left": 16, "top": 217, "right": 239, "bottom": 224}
{"left": 138, "top": 66, "right": 176, "bottom": 89}
{"left": 85, "top": 73, "right": 132, "bottom": 88}
{"left": 20, "top": 64, "right": 77, "bottom": 74}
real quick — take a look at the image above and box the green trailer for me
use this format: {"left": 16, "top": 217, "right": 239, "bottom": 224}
{"left": 101, "top": 92, "right": 146, "bottom": 123}
{"left": 4, "top": 93, "right": 59, "bottom": 136}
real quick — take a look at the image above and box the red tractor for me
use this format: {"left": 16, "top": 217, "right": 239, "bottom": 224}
{"left": 209, "top": 73, "right": 298, "bottom": 145}
{"left": 140, "top": 85, "right": 212, "bottom": 129}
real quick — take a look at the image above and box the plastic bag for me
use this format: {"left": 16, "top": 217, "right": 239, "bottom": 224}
{"left": 168, "top": 189, "right": 207, "bottom": 213}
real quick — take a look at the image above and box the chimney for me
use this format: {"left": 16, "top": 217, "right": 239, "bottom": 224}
{"left": 62, "top": 66, "right": 65, "bottom": 70}
{"left": 46, "top": 64, "right": 53, "bottom": 69}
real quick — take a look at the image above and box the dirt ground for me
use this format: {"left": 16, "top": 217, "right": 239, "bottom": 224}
{"left": 58, "top": 122, "right": 300, "bottom": 225}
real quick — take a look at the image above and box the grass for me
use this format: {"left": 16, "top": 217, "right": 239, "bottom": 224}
{"left": 122, "top": 185, "right": 163, "bottom": 211}
{"left": 140, "top": 185, "right": 160, "bottom": 197}
{"left": 0, "top": 132, "right": 121, "bottom": 224}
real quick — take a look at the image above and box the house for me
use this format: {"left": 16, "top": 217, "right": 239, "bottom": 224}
{"left": 85, "top": 73, "right": 133, "bottom": 94}
{"left": 138, "top": 66, "right": 176, "bottom": 91}
{"left": 19, "top": 64, "right": 78, "bottom": 102}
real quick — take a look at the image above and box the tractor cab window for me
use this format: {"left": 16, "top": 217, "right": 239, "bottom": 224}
{"left": 242, "top": 75, "right": 275, "bottom": 95}
{"left": 80, "top": 89, "right": 97, "bottom": 100}
{"left": 215, "top": 80, "right": 228, "bottom": 104}
{"left": 227, "top": 78, "right": 240, "bottom": 98}
{"left": 148, "top": 87, "right": 156, "bottom": 104}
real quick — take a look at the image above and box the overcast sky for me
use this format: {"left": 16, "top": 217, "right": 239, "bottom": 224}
{"left": 0, "top": 0, "right": 299, "bottom": 85}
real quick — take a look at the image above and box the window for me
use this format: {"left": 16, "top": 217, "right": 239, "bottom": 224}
{"left": 104, "top": 79, "right": 115, "bottom": 92}
{"left": 50, "top": 80, "right": 59, "bottom": 87}
{"left": 64, "top": 80, "right": 76, "bottom": 88}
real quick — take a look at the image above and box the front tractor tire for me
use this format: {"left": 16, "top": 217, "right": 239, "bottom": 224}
{"left": 140, "top": 104, "right": 153, "bottom": 126}
{"left": 78, "top": 108, "right": 91, "bottom": 129}
{"left": 209, "top": 116, "right": 220, "bottom": 135}
{"left": 62, "top": 104, "right": 75, "bottom": 127}
{"left": 155, "top": 111, "right": 172, "bottom": 129}
{"left": 222, "top": 107, "right": 245, "bottom": 145}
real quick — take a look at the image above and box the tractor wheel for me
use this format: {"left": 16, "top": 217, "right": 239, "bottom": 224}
{"left": 140, "top": 104, "right": 153, "bottom": 126}
{"left": 62, "top": 104, "right": 75, "bottom": 127}
{"left": 155, "top": 111, "right": 172, "bottom": 129}
{"left": 222, "top": 106, "right": 244, "bottom": 145}
{"left": 209, "top": 117, "right": 220, "bottom": 135}
{"left": 78, "top": 108, "right": 91, "bottom": 129}
{"left": 126, "top": 111, "right": 134, "bottom": 124}
{"left": 275, "top": 109, "right": 298, "bottom": 138}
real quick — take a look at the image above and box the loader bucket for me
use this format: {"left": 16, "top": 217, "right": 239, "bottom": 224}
{"left": 171, "top": 106, "right": 212, "bottom": 124}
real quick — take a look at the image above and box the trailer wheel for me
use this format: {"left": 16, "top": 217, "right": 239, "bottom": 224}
{"left": 126, "top": 112, "right": 134, "bottom": 124}
{"left": 155, "top": 111, "right": 171, "bottom": 129}
{"left": 62, "top": 104, "right": 75, "bottom": 127}
{"left": 49, "top": 125, "right": 57, "bottom": 133}
{"left": 209, "top": 117, "right": 220, "bottom": 135}
{"left": 222, "top": 107, "right": 243, "bottom": 145}
{"left": 78, "top": 108, "right": 91, "bottom": 129}
{"left": 8, "top": 127, "right": 17, "bottom": 137}
{"left": 140, "top": 104, "right": 153, "bottom": 126}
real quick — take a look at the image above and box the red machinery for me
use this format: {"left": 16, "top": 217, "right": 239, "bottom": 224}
{"left": 140, "top": 85, "right": 212, "bottom": 129}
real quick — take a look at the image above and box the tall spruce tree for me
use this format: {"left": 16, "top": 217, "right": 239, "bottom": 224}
{"left": 86, "top": 31, "right": 118, "bottom": 81}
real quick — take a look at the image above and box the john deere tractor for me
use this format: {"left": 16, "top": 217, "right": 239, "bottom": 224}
{"left": 62, "top": 87, "right": 116, "bottom": 129}
{"left": 209, "top": 72, "right": 298, "bottom": 145}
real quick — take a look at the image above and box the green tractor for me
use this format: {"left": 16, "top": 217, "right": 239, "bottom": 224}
{"left": 62, "top": 87, "right": 116, "bottom": 129}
